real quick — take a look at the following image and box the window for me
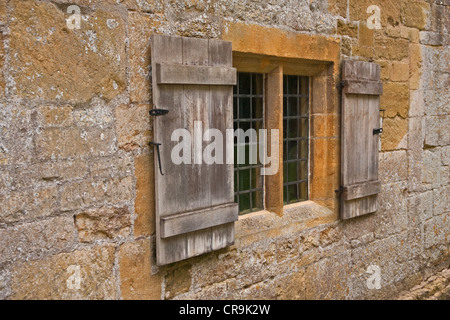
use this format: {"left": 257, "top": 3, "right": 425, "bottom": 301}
{"left": 283, "top": 75, "right": 309, "bottom": 204}
{"left": 233, "top": 73, "right": 264, "bottom": 215}
{"left": 233, "top": 72, "right": 310, "bottom": 215}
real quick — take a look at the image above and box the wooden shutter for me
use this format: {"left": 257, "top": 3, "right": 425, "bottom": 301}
{"left": 340, "top": 60, "right": 383, "bottom": 220}
{"left": 151, "top": 35, "right": 238, "bottom": 265}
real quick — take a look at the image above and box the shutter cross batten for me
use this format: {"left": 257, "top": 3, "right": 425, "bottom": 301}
{"left": 339, "top": 60, "right": 383, "bottom": 220}
{"left": 151, "top": 34, "right": 238, "bottom": 265}
{"left": 155, "top": 63, "right": 237, "bottom": 86}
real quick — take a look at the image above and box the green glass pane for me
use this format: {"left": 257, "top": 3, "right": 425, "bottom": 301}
{"left": 288, "top": 161, "right": 298, "bottom": 183}
{"left": 288, "top": 184, "right": 298, "bottom": 203}
{"left": 287, "top": 75, "right": 298, "bottom": 94}
{"left": 288, "top": 119, "right": 298, "bottom": 138}
{"left": 239, "top": 73, "right": 251, "bottom": 94}
{"left": 239, "top": 193, "right": 251, "bottom": 214}
{"left": 239, "top": 169, "right": 250, "bottom": 191}
{"left": 239, "top": 98, "right": 251, "bottom": 119}
{"left": 288, "top": 97, "right": 298, "bottom": 117}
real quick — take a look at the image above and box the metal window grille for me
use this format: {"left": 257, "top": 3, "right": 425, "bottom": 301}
{"left": 233, "top": 72, "right": 264, "bottom": 215}
{"left": 283, "top": 75, "right": 310, "bottom": 204}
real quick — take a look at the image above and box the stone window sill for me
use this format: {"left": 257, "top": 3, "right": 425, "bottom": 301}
{"left": 235, "top": 201, "right": 336, "bottom": 242}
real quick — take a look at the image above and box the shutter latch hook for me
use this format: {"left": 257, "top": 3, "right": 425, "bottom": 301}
{"left": 149, "top": 142, "right": 164, "bottom": 176}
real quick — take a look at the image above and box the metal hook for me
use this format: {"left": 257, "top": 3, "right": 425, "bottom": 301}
{"left": 149, "top": 142, "right": 164, "bottom": 176}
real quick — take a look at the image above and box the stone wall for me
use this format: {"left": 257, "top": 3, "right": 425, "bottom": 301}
{"left": 397, "top": 268, "right": 450, "bottom": 300}
{"left": 0, "top": 0, "right": 448, "bottom": 300}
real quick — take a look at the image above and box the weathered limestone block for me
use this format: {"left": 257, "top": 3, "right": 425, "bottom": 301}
{"left": 381, "top": 82, "right": 409, "bottom": 118}
{"left": 425, "top": 115, "right": 450, "bottom": 147}
{"left": 164, "top": 261, "right": 192, "bottom": 299}
{"left": 349, "top": 0, "right": 428, "bottom": 29}
{"left": 408, "top": 190, "right": 434, "bottom": 225}
{"left": 38, "top": 105, "right": 74, "bottom": 127}
{"left": 8, "top": 0, "right": 127, "bottom": 102}
{"left": 337, "top": 20, "right": 358, "bottom": 38}
{"left": 442, "top": 146, "right": 450, "bottom": 166}
{"left": 375, "top": 182, "right": 408, "bottom": 238}
{"left": 420, "top": 31, "right": 444, "bottom": 46}
{"left": 328, "top": 0, "right": 347, "bottom": 18}
{"left": 0, "top": 187, "right": 58, "bottom": 224}
{"left": 11, "top": 245, "right": 116, "bottom": 299}
{"left": 0, "top": 104, "right": 36, "bottom": 165}
{"left": 0, "top": 216, "right": 78, "bottom": 264}
{"left": 118, "top": 238, "right": 161, "bottom": 300}
{"left": 422, "top": 148, "right": 442, "bottom": 188}
{"left": 274, "top": 269, "right": 306, "bottom": 300}
{"left": 0, "top": 24, "right": 7, "bottom": 98}
{"left": 423, "top": 212, "right": 450, "bottom": 248}
{"left": 401, "top": 2, "right": 430, "bottom": 30}
{"left": 75, "top": 206, "right": 132, "bottom": 242}
{"left": 60, "top": 176, "right": 133, "bottom": 211}
{"left": 409, "top": 89, "right": 424, "bottom": 117}
{"left": 35, "top": 127, "right": 117, "bottom": 160}
{"left": 379, "top": 150, "right": 408, "bottom": 183}
{"left": 374, "top": 38, "right": 409, "bottom": 61}
{"left": 72, "top": 103, "right": 115, "bottom": 128}
{"left": 0, "top": 265, "right": 11, "bottom": 300}
{"left": 134, "top": 153, "right": 155, "bottom": 237}
{"left": 351, "top": 233, "right": 423, "bottom": 299}
{"left": 89, "top": 155, "right": 133, "bottom": 179}
{"left": 397, "top": 268, "right": 450, "bottom": 300}
{"left": 115, "top": 104, "right": 152, "bottom": 151}
{"left": 390, "top": 62, "right": 409, "bottom": 82}
{"left": 128, "top": 12, "right": 153, "bottom": 103}
{"left": 432, "top": 186, "right": 449, "bottom": 217}
{"left": 304, "top": 251, "right": 352, "bottom": 299}
{"left": 381, "top": 117, "right": 408, "bottom": 151}
{"left": 11, "top": 159, "right": 89, "bottom": 190}
{"left": 121, "top": 0, "right": 163, "bottom": 13}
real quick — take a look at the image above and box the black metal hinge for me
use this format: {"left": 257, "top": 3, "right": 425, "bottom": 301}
{"left": 149, "top": 109, "right": 169, "bottom": 117}
{"left": 373, "top": 128, "right": 383, "bottom": 135}
{"left": 336, "top": 81, "right": 347, "bottom": 90}
{"left": 335, "top": 186, "right": 344, "bottom": 194}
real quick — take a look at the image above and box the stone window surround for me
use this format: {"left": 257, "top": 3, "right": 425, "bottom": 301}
{"left": 223, "top": 22, "right": 341, "bottom": 231}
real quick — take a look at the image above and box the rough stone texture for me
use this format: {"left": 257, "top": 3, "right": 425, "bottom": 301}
{"left": 134, "top": 152, "right": 155, "bottom": 237}
{"left": 60, "top": 176, "right": 133, "bottom": 211}
{"left": 397, "top": 268, "right": 450, "bottom": 300}
{"left": 75, "top": 206, "right": 132, "bottom": 243}
{"left": 8, "top": 0, "right": 127, "bottom": 102}
{"left": 10, "top": 245, "right": 116, "bottom": 300}
{"left": 118, "top": 238, "right": 161, "bottom": 300}
{"left": 115, "top": 104, "right": 152, "bottom": 151}
{"left": 0, "top": 0, "right": 448, "bottom": 301}
{"left": 0, "top": 216, "right": 78, "bottom": 264}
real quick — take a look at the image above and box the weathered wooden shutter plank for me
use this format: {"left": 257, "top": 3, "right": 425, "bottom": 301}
{"left": 152, "top": 35, "right": 238, "bottom": 265}
{"left": 340, "top": 60, "right": 382, "bottom": 220}
{"left": 342, "top": 80, "right": 383, "bottom": 95}
{"left": 342, "top": 180, "right": 381, "bottom": 200}
{"left": 156, "top": 64, "right": 237, "bottom": 85}
{"left": 209, "top": 39, "right": 235, "bottom": 208}
{"left": 160, "top": 203, "right": 238, "bottom": 238}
